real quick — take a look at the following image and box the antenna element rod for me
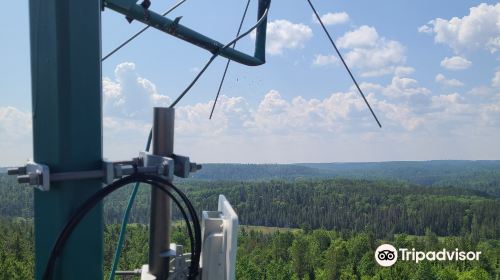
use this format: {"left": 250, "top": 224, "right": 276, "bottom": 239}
{"left": 307, "top": 0, "right": 382, "bottom": 128}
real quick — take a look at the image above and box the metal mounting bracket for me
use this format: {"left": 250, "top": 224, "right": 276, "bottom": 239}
{"left": 7, "top": 153, "right": 202, "bottom": 191}
{"left": 139, "top": 151, "right": 174, "bottom": 181}
{"left": 8, "top": 161, "right": 50, "bottom": 191}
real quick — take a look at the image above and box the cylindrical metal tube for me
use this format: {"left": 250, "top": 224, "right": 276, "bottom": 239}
{"left": 50, "top": 170, "right": 104, "bottom": 182}
{"left": 115, "top": 270, "right": 142, "bottom": 276}
{"left": 149, "top": 107, "right": 175, "bottom": 279}
{"left": 120, "top": 166, "right": 159, "bottom": 176}
{"left": 17, "top": 175, "right": 31, "bottom": 184}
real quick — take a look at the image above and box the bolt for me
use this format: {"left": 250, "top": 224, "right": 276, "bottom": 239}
{"left": 17, "top": 175, "right": 31, "bottom": 184}
{"left": 189, "top": 163, "right": 202, "bottom": 172}
{"left": 18, "top": 172, "right": 42, "bottom": 186}
{"left": 7, "top": 168, "right": 19, "bottom": 175}
{"left": 8, "top": 166, "right": 27, "bottom": 175}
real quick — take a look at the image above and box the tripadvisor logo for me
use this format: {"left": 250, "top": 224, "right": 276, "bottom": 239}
{"left": 374, "top": 244, "right": 481, "bottom": 267}
{"left": 375, "top": 244, "right": 398, "bottom": 267}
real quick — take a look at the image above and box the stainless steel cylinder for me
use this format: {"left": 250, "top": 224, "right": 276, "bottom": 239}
{"left": 149, "top": 107, "right": 175, "bottom": 279}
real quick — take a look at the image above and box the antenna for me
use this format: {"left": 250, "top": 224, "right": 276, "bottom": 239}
{"left": 102, "top": 0, "right": 188, "bottom": 62}
{"left": 103, "top": 0, "right": 271, "bottom": 66}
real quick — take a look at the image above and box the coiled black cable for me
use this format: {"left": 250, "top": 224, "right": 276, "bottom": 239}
{"left": 42, "top": 173, "right": 201, "bottom": 280}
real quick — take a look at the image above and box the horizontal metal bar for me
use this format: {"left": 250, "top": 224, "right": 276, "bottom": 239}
{"left": 112, "top": 160, "right": 137, "bottom": 165}
{"left": 50, "top": 166, "right": 160, "bottom": 182}
{"left": 11, "top": 157, "right": 174, "bottom": 188}
{"left": 120, "top": 166, "right": 159, "bottom": 176}
{"left": 115, "top": 269, "right": 142, "bottom": 275}
{"left": 50, "top": 170, "right": 104, "bottom": 182}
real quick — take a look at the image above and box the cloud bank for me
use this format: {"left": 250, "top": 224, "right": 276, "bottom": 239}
{"left": 419, "top": 3, "right": 500, "bottom": 53}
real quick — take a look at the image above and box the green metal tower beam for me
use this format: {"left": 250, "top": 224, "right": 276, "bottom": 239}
{"left": 29, "top": 0, "right": 103, "bottom": 279}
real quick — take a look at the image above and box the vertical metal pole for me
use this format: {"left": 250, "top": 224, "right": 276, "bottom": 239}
{"left": 29, "top": 0, "right": 103, "bottom": 279}
{"left": 149, "top": 107, "right": 175, "bottom": 279}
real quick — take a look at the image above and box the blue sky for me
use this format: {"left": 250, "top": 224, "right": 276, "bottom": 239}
{"left": 1, "top": 0, "right": 499, "bottom": 165}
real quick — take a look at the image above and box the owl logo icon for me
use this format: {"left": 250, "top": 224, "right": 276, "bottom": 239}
{"left": 375, "top": 244, "right": 398, "bottom": 267}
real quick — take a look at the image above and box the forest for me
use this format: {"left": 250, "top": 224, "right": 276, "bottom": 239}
{"left": 0, "top": 219, "right": 498, "bottom": 279}
{"left": 2, "top": 175, "right": 498, "bottom": 239}
{"left": 0, "top": 161, "right": 499, "bottom": 279}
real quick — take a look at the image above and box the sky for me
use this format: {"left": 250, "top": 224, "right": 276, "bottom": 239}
{"left": 0, "top": 0, "right": 499, "bottom": 165}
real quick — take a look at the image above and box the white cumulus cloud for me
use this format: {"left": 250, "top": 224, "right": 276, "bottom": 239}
{"left": 313, "top": 12, "right": 350, "bottom": 25}
{"left": 394, "top": 66, "right": 415, "bottom": 77}
{"left": 337, "top": 25, "right": 379, "bottom": 48}
{"left": 0, "top": 106, "right": 31, "bottom": 139}
{"left": 247, "top": 90, "right": 366, "bottom": 133}
{"left": 435, "top": 73, "right": 464, "bottom": 87}
{"left": 252, "top": 20, "right": 313, "bottom": 55}
{"left": 492, "top": 71, "right": 500, "bottom": 87}
{"left": 0, "top": 107, "right": 32, "bottom": 165}
{"left": 419, "top": 3, "right": 500, "bottom": 53}
{"left": 383, "top": 76, "right": 430, "bottom": 98}
{"left": 336, "top": 25, "right": 406, "bottom": 77}
{"left": 376, "top": 100, "right": 424, "bottom": 131}
{"left": 103, "top": 62, "right": 171, "bottom": 120}
{"left": 440, "top": 56, "right": 472, "bottom": 70}
{"left": 345, "top": 40, "right": 405, "bottom": 74}
{"left": 312, "top": 54, "right": 338, "bottom": 66}
{"left": 431, "top": 93, "right": 469, "bottom": 114}
{"left": 176, "top": 95, "right": 252, "bottom": 137}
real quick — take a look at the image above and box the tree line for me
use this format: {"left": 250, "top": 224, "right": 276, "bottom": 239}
{"left": 180, "top": 179, "right": 499, "bottom": 239}
{"left": 1, "top": 175, "right": 498, "bottom": 239}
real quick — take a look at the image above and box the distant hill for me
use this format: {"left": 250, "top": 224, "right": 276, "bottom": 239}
{"left": 296, "top": 160, "right": 500, "bottom": 196}
{"left": 188, "top": 160, "right": 500, "bottom": 197}
{"left": 297, "top": 160, "right": 500, "bottom": 183}
{"left": 188, "top": 163, "right": 332, "bottom": 181}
